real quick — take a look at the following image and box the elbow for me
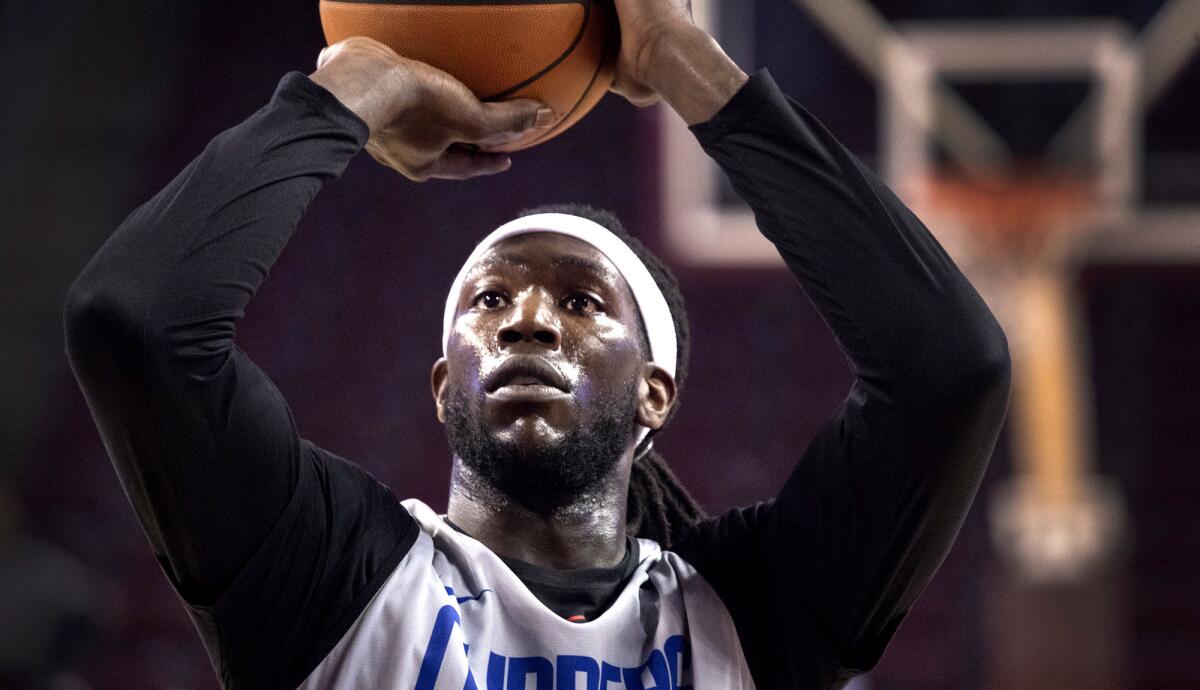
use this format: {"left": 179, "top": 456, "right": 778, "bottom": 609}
{"left": 63, "top": 275, "right": 146, "bottom": 372}
{"left": 968, "top": 326, "right": 1012, "bottom": 414}
{"left": 66, "top": 269, "right": 236, "bottom": 383}
{"left": 894, "top": 309, "right": 1011, "bottom": 416}
{"left": 927, "top": 319, "right": 1012, "bottom": 418}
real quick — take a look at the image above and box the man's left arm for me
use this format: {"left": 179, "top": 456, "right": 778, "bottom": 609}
{"left": 624, "top": 19, "right": 1012, "bottom": 685}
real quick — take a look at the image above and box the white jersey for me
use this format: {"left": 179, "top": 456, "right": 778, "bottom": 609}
{"left": 298, "top": 499, "right": 756, "bottom": 689}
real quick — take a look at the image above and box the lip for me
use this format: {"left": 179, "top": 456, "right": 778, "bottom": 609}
{"left": 484, "top": 356, "right": 570, "bottom": 393}
{"left": 486, "top": 383, "right": 571, "bottom": 403}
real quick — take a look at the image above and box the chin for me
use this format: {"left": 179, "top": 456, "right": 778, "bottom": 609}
{"left": 490, "top": 417, "right": 569, "bottom": 454}
{"left": 445, "top": 385, "right": 633, "bottom": 511}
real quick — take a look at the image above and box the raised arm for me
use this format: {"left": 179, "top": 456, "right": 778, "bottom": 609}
{"left": 610, "top": 8, "right": 1012, "bottom": 687}
{"left": 63, "top": 39, "right": 551, "bottom": 685}
{"left": 63, "top": 64, "right": 368, "bottom": 601}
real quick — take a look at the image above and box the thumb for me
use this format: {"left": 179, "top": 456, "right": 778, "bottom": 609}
{"left": 472, "top": 99, "right": 555, "bottom": 142}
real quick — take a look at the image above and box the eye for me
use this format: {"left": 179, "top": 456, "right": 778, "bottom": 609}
{"left": 563, "top": 291, "right": 603, "bottom": 314}
{"left": 472, "top": 290, "right": 508, "bottom": 310}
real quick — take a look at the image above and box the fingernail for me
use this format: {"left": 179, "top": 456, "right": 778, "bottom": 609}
{"left": 534, "top": 107, "right": 555, "bottom": 128}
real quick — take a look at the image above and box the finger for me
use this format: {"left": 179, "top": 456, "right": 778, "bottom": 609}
{"left": 426, "top": 145, "right": 513, "bottom": 180}
{"left": 462, "top": 99, "right": 555, "bottom": 145}
{"left": 475, "top": 129, "right": 533, "bottom": 150}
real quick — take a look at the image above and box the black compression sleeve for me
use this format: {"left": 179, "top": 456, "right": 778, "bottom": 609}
{"left": 64, "top": 73, "right": 416, "bottom": 688}
{"left": 673, "top": 70, "right": 1011, "bottom": 688}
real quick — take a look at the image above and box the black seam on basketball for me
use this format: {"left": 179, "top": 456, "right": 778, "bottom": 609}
{"left": 323, "top": 0, "right": 583, "bottom": 4}
{"left": 518, "top": 7, "right": 615, "bottom": 148}
{"left": 481, "top": 0, "right": 592, "bottom": 101}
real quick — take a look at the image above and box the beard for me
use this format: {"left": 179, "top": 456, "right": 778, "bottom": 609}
{"left": 444, "top": 380, "right": 639, "bottom": 514}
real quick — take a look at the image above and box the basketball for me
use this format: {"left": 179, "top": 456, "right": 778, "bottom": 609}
{"left": 319, "top": 0, "right": 619, "bottom": 152}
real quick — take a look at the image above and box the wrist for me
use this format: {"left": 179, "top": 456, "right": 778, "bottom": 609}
{"left": 636, "top": 24, "right": 705, "bottom": 91}
{"left": 639, "top": 26, "right": 748, "bottom": 125}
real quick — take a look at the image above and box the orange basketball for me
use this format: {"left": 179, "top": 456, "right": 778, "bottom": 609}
{"left": 320, "top": 0, "right": 619, "bottom": 152}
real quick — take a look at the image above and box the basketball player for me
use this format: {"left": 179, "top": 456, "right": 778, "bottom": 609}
{"left": 64, "top": 0, "right": 1011, "bottom": 687}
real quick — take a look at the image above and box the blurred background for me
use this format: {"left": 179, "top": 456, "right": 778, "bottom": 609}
{"left": 2, "top": 0, "right": 1198, "bottom": 687}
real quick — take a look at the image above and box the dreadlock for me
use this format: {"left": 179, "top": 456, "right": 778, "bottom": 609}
{"left": 516, "top": 203, "right": 706, "bottom": 548}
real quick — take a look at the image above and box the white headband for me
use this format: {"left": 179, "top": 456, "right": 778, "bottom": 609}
{"left": 442, "top": 213, "right": 678, "bottom": 449}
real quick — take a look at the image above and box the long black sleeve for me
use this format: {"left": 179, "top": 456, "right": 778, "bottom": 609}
{"left": 63, "top": 73, "right": 415, "bottom": 689}
{"left": 673, "top": 71, "right": 1012, "bottom": 688}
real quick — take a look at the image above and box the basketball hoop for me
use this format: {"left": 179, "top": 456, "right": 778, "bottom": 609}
{"left": 917, "top": 166, "right": 1097, "bottom": 263}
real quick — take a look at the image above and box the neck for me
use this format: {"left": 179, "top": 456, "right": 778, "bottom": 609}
{"left": 446, "top": 458, "right": 631, "bottom": 570}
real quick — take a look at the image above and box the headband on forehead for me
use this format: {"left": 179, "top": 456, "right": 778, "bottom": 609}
{"left": 443, "top": 213, "right": 678, "bottom": 451}
{"left": 442, "top": 213, "right": 678, "bottom": 379}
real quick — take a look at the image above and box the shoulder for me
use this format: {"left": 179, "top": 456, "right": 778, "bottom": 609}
{"left": 673, "top": 502, "right": 775, "bottom": 559}
{"left": 205, "top": 444, "right": 420, "bottom": 689}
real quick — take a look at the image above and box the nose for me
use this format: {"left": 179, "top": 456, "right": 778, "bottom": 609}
{"left": 498, "top": 288, "right": 561, "bottom": 348}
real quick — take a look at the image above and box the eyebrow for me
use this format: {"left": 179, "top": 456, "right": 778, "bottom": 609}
{"left": 548, "top": 254, "right": 614, "bottom": 279}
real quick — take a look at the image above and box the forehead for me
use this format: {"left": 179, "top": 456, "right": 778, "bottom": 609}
{"left": 465, "top": 232, "right": 629, "bottom": 293}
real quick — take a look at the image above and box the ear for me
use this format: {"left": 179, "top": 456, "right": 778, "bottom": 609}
{"left": 431, "top": 357, "right": 449, "bottom": 424}
{"left": 635, "top": 363, "right": 677, "bottom": 430}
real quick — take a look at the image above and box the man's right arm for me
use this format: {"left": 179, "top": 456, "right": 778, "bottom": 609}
{"left": 63, "top": 39, "right": 551, "bottom": 687}
{"left": 63, "top": 68, "right": 376, "bottom": 601}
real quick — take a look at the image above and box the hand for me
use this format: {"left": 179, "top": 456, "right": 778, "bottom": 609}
{"left": 609, "top": 0, "right": 695, "bottom": 107}
{"left": 311, "top": 37, "right": 554, "bottom": 181}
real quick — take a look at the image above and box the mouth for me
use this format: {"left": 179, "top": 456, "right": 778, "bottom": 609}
{"left": 485, "top": 383, "right": 570, "bottom": 403}
{"left": 484, "top": 356, "right": 570, "bottom": 396}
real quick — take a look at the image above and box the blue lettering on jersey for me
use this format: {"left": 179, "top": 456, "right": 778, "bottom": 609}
{"left": 415, "top": 603, "right": 693, "bottom": 690}
{"left": 621, "top": 649, "right": 671, "bottom": 690}
{"left": 557, "top": 656, "right": 599, "bottom": 690}
{"left": 487, "top": 652, "right": 506, "bottom": 690}
{"left": 507, "top": 656, "right": 553, "bottom": 690}
{"left": 415, "top": 605, "right": 479, "bottom": 690}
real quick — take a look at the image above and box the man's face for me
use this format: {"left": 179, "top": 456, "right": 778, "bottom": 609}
{"left": 432, "top": 232, "right": 673, "bottom": 511}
